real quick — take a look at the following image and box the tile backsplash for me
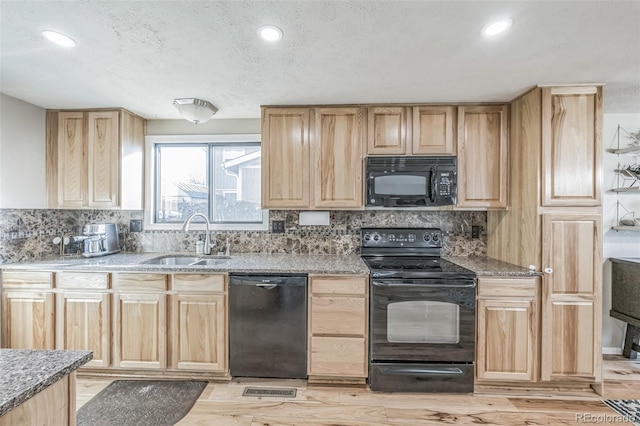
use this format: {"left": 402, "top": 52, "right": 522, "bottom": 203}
{"left": 0, "top": 209, "right": 486, "bottom": 264}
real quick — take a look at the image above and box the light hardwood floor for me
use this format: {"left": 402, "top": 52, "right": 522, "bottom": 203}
{"left": 76, "top": 356, "right": 640, "bottom": 425}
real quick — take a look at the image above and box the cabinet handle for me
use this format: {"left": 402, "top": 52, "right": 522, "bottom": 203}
{"left": 544, "top": 267, "right": 553, "bottom": 274}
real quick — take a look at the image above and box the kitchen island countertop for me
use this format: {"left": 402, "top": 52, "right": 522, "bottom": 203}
{"left": 0, "top": 349, "right": 92, "bottom": 416}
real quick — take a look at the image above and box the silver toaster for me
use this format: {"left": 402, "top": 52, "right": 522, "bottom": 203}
{"left": 82, "top": 223, "right": 120, "bottom": 258}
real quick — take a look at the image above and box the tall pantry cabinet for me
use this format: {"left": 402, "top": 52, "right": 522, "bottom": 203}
{"left": 488, "top": 85, "right": 603, "bottom": 391}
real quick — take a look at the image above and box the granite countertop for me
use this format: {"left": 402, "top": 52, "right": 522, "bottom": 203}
{"left": 0, "top": 349, "right": 92, "bottom": 416}
{"left": 0, "top": 252, "right": 370, "bottom": 275}
{"left": 445, "top": 256, "right": 541, "bottom": 277}
{"left": 0, "top": 252, "right": 538, "bottom": 277}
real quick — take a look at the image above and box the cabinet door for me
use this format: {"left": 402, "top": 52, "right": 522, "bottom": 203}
{"left": 261, "top": 108, "right": 310, "bottom": 208}
{"left": 170, "top": 294, "right": 226, "bottom": 371}
{"left": 113, "top": 292, "right": 167, "bottom": 369}
{"left": 540, "top": 213, "right": 602, "bottom": 382}
{"left": 367, "top": 106, "right": 407, "bottom": 155}
{"left": 56, "top": 291, "right": 110, "bottom": 368}
{"left": 476, "top": 299, "right": 536, "bottom": 381}
{"left": 310, "top": 296, "right": 366, "bottom": 335}
{"left": 457, "top": 105, "right": 509, "bottom": 208}
{"left": 87, "top": 111, "right": 120, "bottom": 207}
{"left": 57, "top": 111, "right": 86, "bottom": 207}
{"left": 1, "top": 291, "right": 55, "bottom": 349}
{"left": 313, "top": 107, "right": 364, "bottom": 209}
{"left": 309, "top": 336, "right": 367, "bottom": 377}
{"left": 541, "top": 86, "right": 602, "bottom": 207}
{"left": 412, "top": 106, "right": 456, "bottom": 155}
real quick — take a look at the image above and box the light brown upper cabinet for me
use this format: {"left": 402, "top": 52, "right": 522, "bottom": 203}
{"left": 542, "top": 86, "right": 602, "bottom": 206}
{"left": 46, "top": 109, "right": 145, "bottom": 209}
{"left": 261, "top": 108, "right": 311, "bottom": 208}
{"left": 412, "top": 106, "right": 456, "bottom": 155}
{"left": 313, "top": 107, "right": 364, "bottom": 209}
{"left": 457, "top": 105, "right": 509, "bottom": 208}
{"left": 261, "top": 106, "right": 364, "bottom": 210}
{"left": 366, "top": 105, "right": 456, "bottom": 155}
{"left": 367, "top": 106, "right": 408, "bottom": 155}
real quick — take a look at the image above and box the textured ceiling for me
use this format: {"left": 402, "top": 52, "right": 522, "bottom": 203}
{"left": 1, "top": 1, "right": 639, "bottom": 119}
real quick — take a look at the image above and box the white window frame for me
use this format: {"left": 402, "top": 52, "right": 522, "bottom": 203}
{"left": 144, "top": 134, "right": 268, "bottom": 231}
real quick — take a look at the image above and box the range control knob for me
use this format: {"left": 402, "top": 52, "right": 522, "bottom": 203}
{"left": 432, "top": 234, "right": 440, "bottom": 242}
{"left": 423, "top": 234, "right": 431, "bottom": 242}
{"left": 364, "top": 234, "right": 371, "bottom": 241}
{"left": 372, "top": 234, "right": 380, "bottom": 242}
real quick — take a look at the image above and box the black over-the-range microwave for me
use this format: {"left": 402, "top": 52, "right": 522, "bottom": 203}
{"left": 365, "top": 156, "right": 457, "bottom": 207}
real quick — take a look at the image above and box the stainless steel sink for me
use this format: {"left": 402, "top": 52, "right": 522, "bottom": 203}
{"left": 193, "top": 258, "right": 228, "bottom": 266}
{"left": 142, "top": 255, "right": 229, "bottom": 266}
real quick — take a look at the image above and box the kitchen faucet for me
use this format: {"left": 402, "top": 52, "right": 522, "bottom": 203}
{"left": 182, "top": 213, "right": 211, "bottom": 255}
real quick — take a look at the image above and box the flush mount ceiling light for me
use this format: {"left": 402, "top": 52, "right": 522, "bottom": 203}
{"left": 42, "top": 30, "right": 77, "bottom": 47}
{"left": 258, "top": 25, "right": 283, "bottom": 42}
{"left": 173, "top": 98, "right": 218, "bottom": 124}
{"left": 481, "top": 18, "right": 513, "bottom": 37}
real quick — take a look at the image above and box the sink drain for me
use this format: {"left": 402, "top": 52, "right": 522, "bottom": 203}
{"left": 242, "top": 387, "right": 297, "bottom": 398}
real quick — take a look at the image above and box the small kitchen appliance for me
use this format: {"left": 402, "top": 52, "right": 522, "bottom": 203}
{"left": 365, "top": 156, "right": 457, "bottom": 208}
{"left": 81, "top": 223, "right": 120, "bottom": 258}
{"left": 361, "top": 227, "right": 476, "bottom": 393}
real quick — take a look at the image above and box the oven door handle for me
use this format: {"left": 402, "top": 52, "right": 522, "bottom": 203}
{"left": 381, "top": 367, "right": 465, "bottom": 376}
{"left": 372, "top": 280, "right": 476, "bottom": 288}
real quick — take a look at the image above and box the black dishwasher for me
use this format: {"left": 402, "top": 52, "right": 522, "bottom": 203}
{"left": 229, "top": 274, "right": 307, "bottom": 378}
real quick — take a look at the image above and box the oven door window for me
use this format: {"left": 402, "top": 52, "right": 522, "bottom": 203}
{"left": 387, "top": 301, "right": 459, "bottom": 344}
{"left": 374, "top": 174, "right": 427, "bottom": 196}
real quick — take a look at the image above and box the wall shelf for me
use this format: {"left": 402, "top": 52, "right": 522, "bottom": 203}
{"left": 608, "top": 146, "right": 640, "bottom": 155}
{"left": 611, "top": 124, "right": 640, "bottom": 231}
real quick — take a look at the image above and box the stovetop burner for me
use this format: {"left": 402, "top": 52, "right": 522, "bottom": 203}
{"left": 362, "top": 256, "right": 475, "bottom": 279}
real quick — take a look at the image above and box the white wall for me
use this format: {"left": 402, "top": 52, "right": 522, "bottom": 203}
{"left": 0, "top": 94, "right": 47, "bottom": 208}
{"left": 146, "top": 118, "right": 260, "bottom": 135}
{"left": 602, "top": 113, "right": 640, "bottom": 353}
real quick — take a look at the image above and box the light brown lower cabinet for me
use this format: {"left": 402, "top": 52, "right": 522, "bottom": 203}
{"left": 112, "top": 273, "right": 168, "bottom": 370}
{"left": 476, "top": 276, "right": 539, "bottom": 383}
{"left": 169, "top": 273, "right": 228, "bottom": 372}
{"left": 56, "top": 272, "right": 111, "bottom": 368}
{"left": 308, "top": 274, "right": 368, "bottom": 379}
{"left": 0, "top": 372, "right": 76, "bottom": 426}
{"left": 1, "top": 271, "right": 55, "bottom": 350}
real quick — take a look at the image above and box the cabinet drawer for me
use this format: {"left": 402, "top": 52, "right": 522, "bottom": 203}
{"left": 309, "top": 336, "right": 367, "bottom": 377}
{"left": 2, "top": 271, "right": 54, "bottom": 289}
{"left": 478, "top": 277, "right": 538, "bottom": 298}
{"left": 172, "top": 274, "right": 226, "bottom": 293}
{"left": 57, "top": 272, "right": 110, "bottom": 289}
{"left": 310, "top": 275, "right": 367, "bottom": 295}
{"left": 116, "top": 273, "right": 168, "bottom": 291}
{"left": 310, "top": 296, "right": 366, "bottom": 336}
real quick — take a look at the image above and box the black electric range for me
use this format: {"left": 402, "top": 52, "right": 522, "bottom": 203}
{"left": 361, "top": 228, "right": 477, "bottom": 393}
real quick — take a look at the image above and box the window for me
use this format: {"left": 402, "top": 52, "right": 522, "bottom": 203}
{"left": 145, "top": 134, "right": 267, "bottom": 230}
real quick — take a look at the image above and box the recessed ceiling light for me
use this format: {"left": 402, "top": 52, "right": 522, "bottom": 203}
{"left": 42, "top": 30, "right": 76, "bottom": 47}
{"left": 258, "top": 25, "right": 283, "bottom": 42}
{"left": 481, "top": 18, "right": 513, "bottom": 37}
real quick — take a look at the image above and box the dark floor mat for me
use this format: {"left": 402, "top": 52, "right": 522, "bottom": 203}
{"left": 76, "top": 380, "right": 207, "bottom": 426}
{"left": 603, "top": 400, "right": 640, "bottom": 426}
